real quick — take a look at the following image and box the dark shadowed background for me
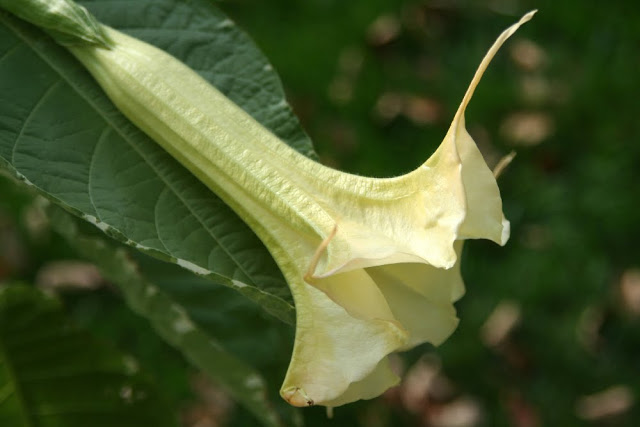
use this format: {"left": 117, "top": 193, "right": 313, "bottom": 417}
{"left": 1, "top": 0, "right": 639, "bottom": 425}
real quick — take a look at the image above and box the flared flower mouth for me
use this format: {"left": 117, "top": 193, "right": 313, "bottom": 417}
{"left": 281, "top": 250, "right": 466, "bottom": 408}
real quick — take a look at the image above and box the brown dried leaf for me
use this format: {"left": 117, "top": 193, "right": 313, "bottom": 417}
{"left": 36, "top": 260, "right": 103, "bottom": 290}
{"left": 500, "top": 112, "right": 554, "bottom": 146}
{"left": 481, "top": 300, "right": 521, "bottom": 347}
{"left": 619, "top": 268, "right": 640, "bottom": 315}
{"left": 428, "top": 396, "right": 483, "bottom": 427}
{"left": 576, "top": 385, "right": 634, "bottom": 420}
{"left": 367, "top": 14, "right": 401, "bottom": 46}
{"left": 509, "top": 38, "right": 547, "bottom": 71}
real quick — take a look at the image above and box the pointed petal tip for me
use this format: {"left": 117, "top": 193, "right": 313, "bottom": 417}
{"left": 522, "top": 10, "right": 538, "bottom": 22}
{"left": 452, "top": 9, "right": 537, "bottom": 124}
{"left": 514, "top": 10, "right": 537, "bottom": 32}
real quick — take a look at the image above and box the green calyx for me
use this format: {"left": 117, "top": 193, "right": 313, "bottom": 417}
{"left": 0, "top": 0, "right": 112, "bottom": 47}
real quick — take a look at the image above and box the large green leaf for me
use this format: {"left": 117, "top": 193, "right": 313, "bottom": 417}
{"left": 0, "top": 0, "right": 315, "bottom": 323}
{"left": 46, "top": 205, "right": 290, "bottom": 427}
{"left": 0, "top": 284, "right": 176, "bottom": 427}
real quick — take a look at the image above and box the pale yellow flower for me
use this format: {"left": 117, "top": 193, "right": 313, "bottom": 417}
{"left": 44, "top": 2, "right": 534, "bottom": 408}
{"left": 277, "top": 12, "right": 534, "bottom": 407}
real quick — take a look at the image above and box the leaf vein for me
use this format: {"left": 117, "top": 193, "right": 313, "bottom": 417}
{"left": 9, "top": 21, "right": 260, "bottom": 287}
{"left": 87, "top": 126, "right": 111, "bottom": 219}
{"left": 10, "top": 80, "right": 63, "bottom": 165}
{"left": 0, "top": 42, "right": 21, "bottom": 64}
{"left": 152, "top": 186, "right": 173, "bottom": 254}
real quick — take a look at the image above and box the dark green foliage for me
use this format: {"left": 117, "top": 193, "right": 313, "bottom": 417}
{"left": 1, "top": 0, "right": 639, "bottom": 426}
{"left": 0, "top": 285, "right": 176, "bottom": 427}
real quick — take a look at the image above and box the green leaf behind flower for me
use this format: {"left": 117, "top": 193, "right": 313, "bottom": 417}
{"left": 46, "top": 205, "right": 290, "bottom": 427}
{"left": 0, "top": 0, "right": 315, "bottom": 323}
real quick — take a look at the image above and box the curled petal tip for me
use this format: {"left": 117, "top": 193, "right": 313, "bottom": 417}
{"left": 282, "top": 387, "right": 314, "bottom": 407}
{"left": 493, "top": 151, "right": 517, "bottom": 179}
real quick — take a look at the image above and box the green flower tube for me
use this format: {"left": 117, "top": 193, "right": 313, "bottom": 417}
{"left": 1, "top": 0, "right": 535, "bottom": 407}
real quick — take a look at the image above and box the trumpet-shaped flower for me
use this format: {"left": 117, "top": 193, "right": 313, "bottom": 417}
{"left": 275, "top": 13, "right": 533, "bottom": 407}
{"left": 2, "top": 0, "right": 535, "bottom": 408}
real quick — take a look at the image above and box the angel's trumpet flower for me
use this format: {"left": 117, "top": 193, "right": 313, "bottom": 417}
{"left": 1, "top": 0, "right": 534, "bottom": 407}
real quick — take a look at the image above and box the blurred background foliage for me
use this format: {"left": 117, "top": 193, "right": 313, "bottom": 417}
{"left": 1, "top": 0, "right": 639, "bottom": 426}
